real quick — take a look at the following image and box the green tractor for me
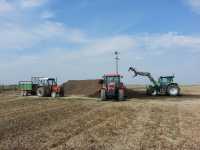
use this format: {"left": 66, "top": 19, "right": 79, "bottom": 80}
{"left": 128, "top": 67, "right": 180, "bottom": 96}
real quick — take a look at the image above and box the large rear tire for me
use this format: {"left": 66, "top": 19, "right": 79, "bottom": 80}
{"left": 37, "top": 87, "right": 46, "bottom": 97}
{"left": 100, "top": 89, "right": 106, "bottom": 101}
{"left": 167, "top": 85, "right": 180, "bottom": 96}
{"left": 118, "top": 89, "right": 125, "bottom": 101}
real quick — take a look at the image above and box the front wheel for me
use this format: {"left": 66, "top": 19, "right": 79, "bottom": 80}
{"left": 167, "top": 85, "right": 180, "bottom": 96}
{"left": 100, "top": 89, "right": 106, "bottom": 101}
{"left": 147, "top": 88, "right": 157, "bottom": 96}
{"left": 151, "top": 90, "right": 157, "bottom": 96}
{"left": 118, "top": 89, "right": 125, "bottom": 101}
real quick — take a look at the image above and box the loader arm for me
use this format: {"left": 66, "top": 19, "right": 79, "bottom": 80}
{"left": 128, "top": 67, "right": 158, "bottom": 86}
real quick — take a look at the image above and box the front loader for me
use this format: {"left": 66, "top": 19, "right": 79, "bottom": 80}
{"left": 128, "top": 67, "right": 180, "bottom": 96}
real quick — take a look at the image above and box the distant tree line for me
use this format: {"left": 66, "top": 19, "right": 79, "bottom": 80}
{"left": 0, "top": 85, "right": 18, "bottom": 92}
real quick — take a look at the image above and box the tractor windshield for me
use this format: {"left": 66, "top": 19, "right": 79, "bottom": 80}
{"left": 105, "top": 76, "right": 120, "bottom": 84}
{"left": 47, "top": 79, "right": 57, "bottom": 86}
{"left": 38, "top": 79, "right": 56, "bottom": 86}
{"left": 159, "top": 77, "right": 173, "bottom": 85}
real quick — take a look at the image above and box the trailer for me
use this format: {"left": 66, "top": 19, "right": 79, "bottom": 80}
{"left": 18, "top": 77, "right": 60, "bottom": 98}
{"left": 19, "top": 81, "right": 33, "bottom": 96}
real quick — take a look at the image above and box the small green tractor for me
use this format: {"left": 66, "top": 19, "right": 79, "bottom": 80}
{"left": 19, "top": 77, "right": 60, "bottom": 98}
{"left": 100, "top": 74, "right": 126, "bottom": 101}
{"left": 128, "top": 67, "right": 180, "bottom": 96}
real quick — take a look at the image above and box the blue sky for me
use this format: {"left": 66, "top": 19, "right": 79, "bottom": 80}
{"left": 0, "top": 0, "right": 200, "bottom": 84}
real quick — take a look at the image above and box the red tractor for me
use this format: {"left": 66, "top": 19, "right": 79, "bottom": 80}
{"left": 100, "top": 74, "right": 126, "bottom": 101}
{"left": 36, "top": 78, "right": 61, "bottom": 98}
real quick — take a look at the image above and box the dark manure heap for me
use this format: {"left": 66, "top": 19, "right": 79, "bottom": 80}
{"left": 61, "top": 80, "right": 102, "bottom": 97}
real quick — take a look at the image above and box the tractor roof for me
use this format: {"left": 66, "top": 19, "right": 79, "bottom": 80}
{"left": 160, "top": 76, "right": 174, "bottom": 78}
{"left": 104, "top": 73, "right": 121, "bottom": 77}
{"left": 39, "top": 78, "right": 55, "bottom": 80}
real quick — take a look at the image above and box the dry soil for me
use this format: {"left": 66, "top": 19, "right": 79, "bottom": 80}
{"left": 0, "top": 86, "right": 200, "bottom": 150}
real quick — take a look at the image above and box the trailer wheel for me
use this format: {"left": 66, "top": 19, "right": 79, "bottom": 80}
{"left": 167, "top": 85, "right": 180, "bottom": 96}
{"left": 21, "top": 91, "right": 25, "bottom": 96}
{"left": 118, "top": 89, "right": 125, "bottom": 101}
{"left": 100, "top": 89, "right": 106, "bottom": 101}
{"left": 37, "top": 88, "right": 46, "bottom": 97}
{"left": 51, "top": 92, "right": 57, "bottom": 98}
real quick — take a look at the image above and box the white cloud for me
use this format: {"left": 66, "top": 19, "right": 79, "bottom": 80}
{"left": 0, "top": 0, "right": 14, "bottom": 14}
{"left": 0, "top": 21, "right": 88, "bottom": 50}
{"left": 41, "top": 11, "right": 54, "bottom": 19}
{"left": 82, "top": 36, "right": 136, "bottom": 56}
{"left": 20, "top": 0, "right": 47, "bottom": 8}
{"left": 136, "top": 33, "right": 200, "bottom": 53}
{"left": 0, "top": 0, "right": 199, "bottom": 84}
{"left": 185, "top": 0, "right": 200, "bottom": 14}
{"left": 1, "top": 31, "right": 200, "bottom": 84}
{"left": 1, "top": 22, "right": 200, "bottom": 56}
{"left": 0, "top": 0, "right": 48, "bottom": 16}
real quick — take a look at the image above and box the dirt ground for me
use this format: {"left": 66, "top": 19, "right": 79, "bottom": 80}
{"left": 1, "top": 86, "right": 200, "bottom": 150}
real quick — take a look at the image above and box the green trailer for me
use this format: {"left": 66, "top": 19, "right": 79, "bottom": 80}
{"left": 18, "top": 81, "right": 33, "bottom": 96}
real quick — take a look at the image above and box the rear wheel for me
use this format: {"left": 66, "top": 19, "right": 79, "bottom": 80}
{"left": 100, "top": 89, "right": 106, "bottom": 101}
{"left": 118, "top": 89, "right": 125, "bottom": 101}
{"left": 167, "top": 85, "right": 180, "bottom": 96}
{"left": 37, "top": 87, "right": 46, "bottom": 97}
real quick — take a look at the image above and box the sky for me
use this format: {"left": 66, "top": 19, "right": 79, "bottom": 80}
{"left": 0, "top": 0, "right": 200, "bottom": 85}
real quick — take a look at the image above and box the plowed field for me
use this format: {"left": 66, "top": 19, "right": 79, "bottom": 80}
{"left": 0, "top": 86, "right": 200, "bottom": 150}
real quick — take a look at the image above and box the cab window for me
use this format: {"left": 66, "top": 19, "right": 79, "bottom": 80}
{"left": 106, "top": 76, "right": 120, "bottom": 84}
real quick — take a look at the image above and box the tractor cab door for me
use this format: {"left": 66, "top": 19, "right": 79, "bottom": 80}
{"left": 47, "top": 79, "right": 57, "bottom": 86}
{"left": 158, "top": 76, "right": 174, "bottom": 94}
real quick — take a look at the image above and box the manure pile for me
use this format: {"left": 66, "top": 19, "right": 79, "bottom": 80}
{"left": 62, "top": 80, "right": 102, "bottom": 97}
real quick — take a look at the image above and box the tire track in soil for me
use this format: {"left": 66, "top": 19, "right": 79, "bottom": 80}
{"left": 0, "top": 100, "right": 102, "bottom": 146}
{"left": 0, "top": 101, "right": 107, "bottom": 150}
{"left": 176, "top": 103, "right": 200, "bottom": 149}
{"left": 42, "top": 103, "right": 140, "bottom": 150}
{"left": 139, "top": 103, "right": 181, "bottom": 150}
{"left": 46, "top": 105, "right": 121, "bottom": 149}
{"left": 61, "top": 103, "right": 146, "bottom": 150}
{"left": 0, "top": 99, "right": 76, "bottom": 119}
{"left": 0, "top": 97, "right": 52, "bottom": 111}
{"left": 0, "top": 97, "right": 22, "bottom": 103}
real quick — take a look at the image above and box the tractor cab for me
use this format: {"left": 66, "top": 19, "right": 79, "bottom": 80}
{"left": 158, "top": 76, "right": 174, "bottom": 86}
{"left": 103, "top": 74, "right": 122, "bottom": 87}
{"left": 38, "top": 78, "right": 57, "bottom": 87}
